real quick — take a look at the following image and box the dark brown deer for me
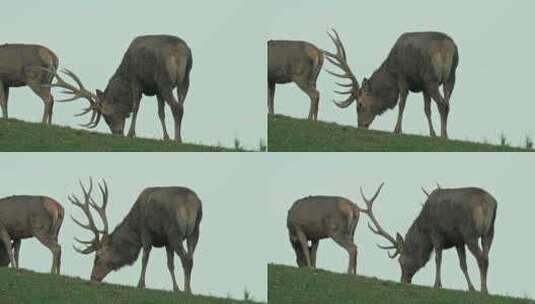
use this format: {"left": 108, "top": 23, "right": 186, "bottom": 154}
{"left": 70, "top": 179, "right": 202, "bottom": 294}
{"left": 45, "top": 35, "right": 192, "bottom": 142}
{"left": 0, "top": 195, "right": 64, "bottom": 273}
{"left": 0, "top": 44, "right": 58, "bottom": 123}
{"left": 362, "top": 183, "right": 497, "bottom": 294}
{"left": 268, "top": 40, "right": 324, "bottom": 120}
{"left": 324, "top": 30, "right": 458, "bottom": 138}
{"left": 286, "top": 193, "right": 372, "bottom": 274}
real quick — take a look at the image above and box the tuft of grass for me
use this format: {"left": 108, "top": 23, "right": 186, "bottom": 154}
{"left": 268, "top": 264, "right": 534, "bottom": 304}
{"left": 525, "top": 136, "right": 533, "bottom": 149}
{"left": 0, "top": 119, "right": 242, "bottom": 152}
{"left": 258, "top": 139, "right": 267, "bottom": 152}
{"left": 500, "top": 133, "right": 509, "bottom": 147}
{"left": 268, "top": 115, "right": 530, "bottom": 152}
{"left": 0, "top": 268, "right": 261, "bottom": 304}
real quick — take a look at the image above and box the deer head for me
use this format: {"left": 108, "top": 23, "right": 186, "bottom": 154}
{"left": 360, "top": 183, "right": 421, "bottom": 284}
{"left": 43, "top": 69, "right": 126, "bottom": 135}
{"left": 69, "top": 178, "right": 114, "bottom": 281}
{"left": 324, "top": 29, "right": 382, "bottom": 129}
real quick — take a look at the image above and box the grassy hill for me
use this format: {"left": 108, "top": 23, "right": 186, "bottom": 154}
{"left": 268, "top": 264, "right": 533, "bottom": 304}
{"left": 0, "top": 119, "right": 241, "bottom": 152}
{"left": 268, "top": 115, "right": 531, "bottom": 152}
{"left": 0, "top": 268, "right": 261, "bottom": 304}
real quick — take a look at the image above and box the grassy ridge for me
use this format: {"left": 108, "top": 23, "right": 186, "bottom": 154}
{"left": 268, "top": 115, "right": 530, "bottom": 152}
{"left": 0, "top": 119, "right": 238, "bottom": 152}
{"left": 0, "top": 268, "right": 259, "bottom": 304}
{"left": 268, "top": 264, "right": 533, "bottom": 304}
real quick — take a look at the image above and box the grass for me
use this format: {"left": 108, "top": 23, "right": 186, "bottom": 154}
{"left": 0, "top": 268, "right": 261, "bottom": 304}
{"left": 268, "top": 115, "right": 531, "bottom": 152}
{"left": 268, "top": 264, "right": 534, "bottom": 304}
{"left": 0, "top": 119, "right": 241, "bottom": 152}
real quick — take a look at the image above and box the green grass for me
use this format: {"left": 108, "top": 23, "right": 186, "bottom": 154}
{"left": 268, "top": 264, "right": 533, "bottom": 304}
{"left": 268, "top": 115, "right": 530, "bottom": 152}
{"left": 0, "top": 268, "right": 260, "bottom": 304}
{"left": 0, "top": 119, "right": 240, "bottom": 152}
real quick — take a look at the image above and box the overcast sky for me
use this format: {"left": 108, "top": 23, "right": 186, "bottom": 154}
{"left": 267, "top": 153, "right": 534, "bottom": 299}
{"left": 1, "top": 153, "right": 267, "bottom": 302}
{"left": 265, "top": 1, "right": 535, "bottom": 147}
{"left": 1, "top": 1, "right": 265, "bottom": 149}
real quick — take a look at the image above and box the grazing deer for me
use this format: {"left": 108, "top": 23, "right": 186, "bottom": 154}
{"left": 0, "top": 195, "right": 64, "bottom": 273}
{"left": 286, "top": 195, "right": 369, "bottom": 274}
{"left": 362, "top": 183, "right": 497, "bottom": 294}
{"left": 324, "top": 30, "right": 458, "bottom": 138}
{"left": 268, "top": 40, "right": 324, "bottom": 120}
{"left": 0, "top": 44, "right": 59, "bottom": 123}
{"left": 45, "top": 35, "right": 192, "bottom": 142}
{"left": 70, "top": 179, "right": 202, "bottom": 294}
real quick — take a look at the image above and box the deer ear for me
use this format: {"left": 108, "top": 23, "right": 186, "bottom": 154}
{"left": 96, "top": 89, "right": 105, "bottom": 100}
{"left": 362, "top": 78, "right": 371, "bottom": 92}
{"left": 396, "top": 233, "right": 405, "bottom": 248}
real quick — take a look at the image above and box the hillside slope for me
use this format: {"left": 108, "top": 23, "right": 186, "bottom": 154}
{"left": 268, "top": 264, "right": 533, "bottom": 304}
{"left": 268, "top": 115, "right": 530, "bottom": 152}
{"left": 0, "top": 268, "right": 260, "bottom": 304}
{"left": 0, "top": 119, "right": 238, "bottom": 152}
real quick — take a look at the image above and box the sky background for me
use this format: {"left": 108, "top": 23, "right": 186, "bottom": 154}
{"left": 1, "top": 1, "right": 265, "bottom": 149}
{"left": 267, "top": 153, "right": 534, "bottom": 299}
{"left": 265, "top": 1, "right": 535, "bottom": 147}
{"left": 0, "top": 154, "right": 267, "bottom": 302}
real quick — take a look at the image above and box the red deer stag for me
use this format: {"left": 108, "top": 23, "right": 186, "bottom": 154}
{"left": 45, "top": 35, "right": 192, "bottom": 142}
{"left": 361, "top": 183, "right": 497, "bottom": 294}
{"left": 0, "top": 44, "right": 58, "bottom": 123}
{"left": 286, "top": 193, "right": 372, "bottom": 274}
{"left": 324, "top": 30, "right": 458, "bottom": 138}
{"left": 268, "top": 40, "right": 324, "bottom": 120}
{"left": 70, "top": 179, "right": 202, "bottom": 294}
{"left": 0, "top": 195, "right": 64, "bottom": 273}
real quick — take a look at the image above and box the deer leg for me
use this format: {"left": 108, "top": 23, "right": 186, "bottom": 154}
{"left": 443, "top": 73, "right": 456, "bottom": 105}
{"left": 423, "top": 92, "right": 436, "bottom": 137}
{"left": 12, "top": 240, "right": 21, "bottom": 268}
{"left": 434, "top": 247, "right": 443, "bottom": 288}
{"left": 156, "top": 95, "right": 170, "bottom": 141}
{"left": 456, "top": 245, "right": 476, "bottom": 291}
{"left": 310, "top": 240, "right": 319, "bottom": 268}
{"left": 127, "top": 98, "right": 142, "bottom": 138}
{"left": 28, "top": 83, "right": 54, "bottom": 124}
{"left": 165, "top": 246, "right": 180, "bottom": 292}
{"left": 137, "top": 245, "right": 152, "bottom": 288}
{"left": 268, "top": 81, "right": 276, "bottom": 115}
{"left": 161, "top": 90, "right": 184, "bottom": 143}
{"left": 394, "top": 90, "right": 409, "bottom": 134}
{"left": 34, "top": 233, "right": 61, "bottom": 274}
{"left": 331, "top": 233, "right": 357, "bottom": 275}
{"left": 295, "top": 79, "right": 319, "bottom": 121}
{"left": 466, "top": 239, "right": 489, "bottom": 294}
{"left": 0, "top": 83, "right": 8, "bottom": 119}
{"left": 427, "top": 85, "right": 449, "bottom": 139}
{"left": 289, "top": 237, "right": 306, "bottom": 267}
{"left": 294, "top": 229, "right": 312, "bottom": 268}
{"left": 171, "top": 241, "right": 193, "bottom": 294}
{"left": 0, "top": 228, "right": 15, "bottom": 269}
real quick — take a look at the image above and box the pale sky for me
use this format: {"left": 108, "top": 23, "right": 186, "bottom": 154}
{"left": 1, "top": 1, "right": 265, "bottom": 149}
{"left": 267, "top": 153, "right": 534, "bottom": 299}
{"left": 1, "top": 154, "right": 267, "bottom": 302}
{"left": 265, "top": 1, "right": 535, "bottom": 147}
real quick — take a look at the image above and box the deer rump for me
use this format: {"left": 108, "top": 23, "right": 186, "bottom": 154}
{"left": 422, "top": 188, "right": 497, "bottom": 248}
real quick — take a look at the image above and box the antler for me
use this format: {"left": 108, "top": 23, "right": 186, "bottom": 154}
{"left": 323, "top": 29, "right": 360, "bottom": 108}
{"left": 69, "top": 178, "right": 110, "bottom": 254}
{"left": 360, "top": 183, "right": 402, "bottom": 259}
{"left": 41, "top": 68, "right": 102, "bottom": 128}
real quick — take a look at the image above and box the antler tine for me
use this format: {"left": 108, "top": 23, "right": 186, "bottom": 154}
{"left": 87, "top": 179, "right": 110, "bottom": 234}
{"left": 436, "top": 182, "right": 442, "bottom": 189}
{"left": 421, "top": 187, "right": 430, "bottom": 197}
{"left": 360, "top": 183, "right": 401, "bottom": 259}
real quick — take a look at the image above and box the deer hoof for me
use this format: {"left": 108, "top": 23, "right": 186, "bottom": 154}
{"left": 137, "top": 282, "right": 145, "bottom": 289}
{"left": 127, "top": 131, "right": 136, "bottom": 138}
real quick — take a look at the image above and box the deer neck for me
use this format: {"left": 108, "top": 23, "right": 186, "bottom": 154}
{"left": 404, "top": 219, "right": 433, "bottom": 268}
{"left": 104, "top": 74, "right": 134, "bottom": 116}
{"left": 108, "top": 217, "right": 142, "bottom": 270}
{"left": 369, "top": 68, "right": 399, "bottom": 116}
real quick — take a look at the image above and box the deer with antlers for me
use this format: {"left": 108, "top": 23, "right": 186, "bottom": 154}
{"left": 0, "top": 44, "right": 58, "bottom": 123}
{"left": 361, "top": 183, "right": 497, "bottom": 294}
{"left": 268, "top": 40, "right": 324, "bottom": 120}
{"left": 286, "top": 195, "right": 368, "bottom": 274}
{"left": 45, "top": 35, "right": 192, "bottom": 142}
{"left": 324, "top": 30, "right": 458, "bottom": 138}
{"left": 70, "top": 179, "right": 202, "bottom": 293}
{"left": 0, "top": 195, "right": 64, "bottom": 273}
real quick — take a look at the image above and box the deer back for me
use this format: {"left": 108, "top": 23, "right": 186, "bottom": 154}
{"left": 0, "top": 44, "right": 58, "bottom": 87}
